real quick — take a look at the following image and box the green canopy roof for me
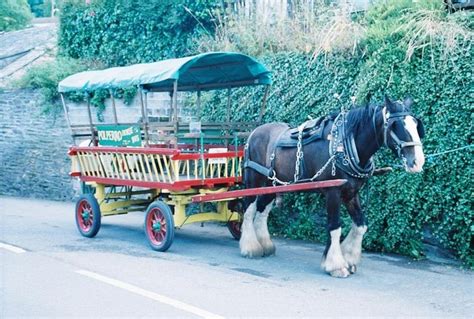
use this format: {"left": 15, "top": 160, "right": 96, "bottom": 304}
{"left": 58, "top": 52, "right": 271, "bottom": 93}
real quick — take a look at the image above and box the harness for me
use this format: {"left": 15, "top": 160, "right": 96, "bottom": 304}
{"left": 243, "top": 116, "right": 337, "bottom": 185}
{"left": 329, "top": 112, "right": 375, "bottom": 179}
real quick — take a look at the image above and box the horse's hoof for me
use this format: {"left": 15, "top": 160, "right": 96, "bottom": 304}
{"left": 262, "top": 243, "right": 276, "bottom": 256}
{"left": 348, "top": 264, "right": 357, "bottom": 274}
{"left": 241, "top": 250, "right": 264, "bottom": 258}
{"left": 329, "top": 268, "right": 350, "bottom": 278}
{"left": 240, "top": 244, "right": 264, "bottom": 258}
{"left": 258, "top": 239, "right": 275, "bottom": 256}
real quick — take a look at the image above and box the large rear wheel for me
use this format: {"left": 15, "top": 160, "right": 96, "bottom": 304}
{"left": 227, "top": 199, "right": 244, "bottom": 240}
{"left": 144, "top": 201, "right": 174, "bottom": 252}
{"left": 227, "top": 219, "right": 242, "bottom": 240}
{"left": 75, "top": 194, "right": 101, "bottom": 238}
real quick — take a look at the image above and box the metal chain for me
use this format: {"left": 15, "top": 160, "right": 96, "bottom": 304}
{"left": 269, "top": 154, "right": 336, "bottom": 186}
{"left": 269, "top": 174, "right": 291, "bottom": 186}
{"left": 310, "top": 154, "right": 337, "bottom": 181}
{"left": 293, "top": 128, "right": 304, "bottom": 182}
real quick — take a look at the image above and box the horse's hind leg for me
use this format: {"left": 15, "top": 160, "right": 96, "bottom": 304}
{"left": 321, "top": 189, "right": 350, "bottom": 278}
{"left": 240, "top": 196, "right": 264, "bottom": 258}
{"left": 341, "top": 194, "right": 367, "bottom": 274}
{"left": 254, "top": 194, "right": 276, "bottom": 256}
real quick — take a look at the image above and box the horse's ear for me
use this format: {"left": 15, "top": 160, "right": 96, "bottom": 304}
{"left": 403, "top": 96, "right": 414, "bottom": 109}
{"left": 416, "top": 118, "right": 425, "bottom": 139}
{"left": 364, "top": 91, "right": 373, "bottom": 104}
{"left": 384, "top": 94, "right": 395, "bottom": 111}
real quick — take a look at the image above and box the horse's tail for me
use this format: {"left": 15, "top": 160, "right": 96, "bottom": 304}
{"left": 242, "top": 128, "right": 257, "bottom": 186}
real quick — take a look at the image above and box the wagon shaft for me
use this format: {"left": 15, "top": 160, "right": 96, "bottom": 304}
{"left": 191, "top": 179, "right": 347, "bottom": 203}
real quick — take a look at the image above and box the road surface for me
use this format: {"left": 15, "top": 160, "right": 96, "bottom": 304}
{"left": 1, "top": 196, "right": 472, "bottom": 318}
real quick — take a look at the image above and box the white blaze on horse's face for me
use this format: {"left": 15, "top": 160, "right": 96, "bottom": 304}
{"left": 403, "top": 116, "right": 425, "bottom": 173}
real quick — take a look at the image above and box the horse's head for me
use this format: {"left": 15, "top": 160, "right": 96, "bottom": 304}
{"left": 382, "top": 95, "right": 425, "bottom": 173}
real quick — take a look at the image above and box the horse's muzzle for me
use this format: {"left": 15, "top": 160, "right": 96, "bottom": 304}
{"left": 404, "top": 147, "right": 425, "bottom": 173}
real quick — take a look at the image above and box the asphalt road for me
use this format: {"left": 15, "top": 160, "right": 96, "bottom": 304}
{"left": 1, "top": 196, "right": 472, "bottom": 318}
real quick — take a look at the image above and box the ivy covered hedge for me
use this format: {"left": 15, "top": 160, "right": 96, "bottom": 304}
{"left": 58, "top": 0, "right": 217, "bottom": 66}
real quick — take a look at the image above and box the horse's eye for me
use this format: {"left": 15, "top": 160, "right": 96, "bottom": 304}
{"left": 391, "top": 121, "right": 401, "bottom": 130}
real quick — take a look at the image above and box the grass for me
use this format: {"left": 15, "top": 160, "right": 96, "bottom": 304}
{"left": 195, "top": 0, "right": 472, "bottom": 66}
{"left": 196, "top": 1, "right": 365, "bottom": 58}
{"left": 397, "top": 8, "right": 474, "bottom": 62}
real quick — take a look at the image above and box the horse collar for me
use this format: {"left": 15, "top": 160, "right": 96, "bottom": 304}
{"left": 329, "top": 112, "right": 374, "bottom": 179}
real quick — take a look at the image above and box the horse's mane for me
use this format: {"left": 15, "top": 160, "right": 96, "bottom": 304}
{"left": 345, "top": 103, "right": 378, "bottom": 136}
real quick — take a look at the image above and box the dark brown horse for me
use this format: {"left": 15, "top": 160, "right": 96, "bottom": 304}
{"left": 241, "top": 95, "right": 425, "bottom": 277}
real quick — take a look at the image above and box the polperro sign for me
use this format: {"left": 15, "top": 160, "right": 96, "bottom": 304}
{"left": 97, "top": 125, "right": 141, "bottom": 147}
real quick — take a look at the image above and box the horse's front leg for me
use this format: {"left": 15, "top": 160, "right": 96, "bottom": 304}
{"left": 321, "top": 189, "right": 350, "bottom": 278}
{"left": 341, "top": 194, "right": 367, "bottom": 274}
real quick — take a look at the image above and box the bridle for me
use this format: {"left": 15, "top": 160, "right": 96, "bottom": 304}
{"left": 373, "top": 105, "right": 423, "bottom": 158}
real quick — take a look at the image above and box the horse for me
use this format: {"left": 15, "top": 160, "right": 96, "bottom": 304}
{"left": 241, "top": 95, "right": 425, "bottom": 278}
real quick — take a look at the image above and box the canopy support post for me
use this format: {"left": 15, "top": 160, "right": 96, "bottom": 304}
{"left": 109, "top": 89, "right": 118, "bottom": 124}
{"left": 226, "top": 87, "right": 232, "bottom": 147}
{"left": 226, "top": 87, "right": 231, "bottom": 123}
{"left": 258, "top": 85, "right": 270, "bottom": 123}
{"left": 86, "top": 93, "right": 96, "bottom": 145}
{"left": 139, "top": 88, "right": 150, "bottom": 146}
{"left": 60, "top": 93, "right": 74, "bottom": 142}
{"left": 196, "top": 89, "right": 201, "bottom": 120}
{"left": 172, "top": 80, "right": 178, "bottom": 146}
{"left": 144, "top": 90, "right": 150, "bottom": 146}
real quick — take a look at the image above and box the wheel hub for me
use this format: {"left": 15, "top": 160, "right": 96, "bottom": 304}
{"left": 82, "top": 211, "right": 90, "bottom": 220}
{"left": 152, "top": 222, "right": 161, "bottom": 232}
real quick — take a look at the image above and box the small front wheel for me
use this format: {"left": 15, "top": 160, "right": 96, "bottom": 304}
{"left": 144, "top": 201, "right": 174, "bottom": 252}
{"left": 75, "top": 194, "right": 101, "bottom": 238}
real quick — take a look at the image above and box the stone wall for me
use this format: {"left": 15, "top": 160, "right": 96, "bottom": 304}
{"left": 0, "top": 89, "right": 76, "bottom": 200}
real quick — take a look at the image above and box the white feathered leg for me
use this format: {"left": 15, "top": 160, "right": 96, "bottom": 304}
{"left": 341, "top": 223, "right": 367, "bottom": 273}
{"left": 239, "top": 201, "right": 264, "bottom": 258}
{"left": 321, "top": 228, "right": 350, "bottom": 278}
{"left": 254, "top": 200, "right": 275, "bottom": 256}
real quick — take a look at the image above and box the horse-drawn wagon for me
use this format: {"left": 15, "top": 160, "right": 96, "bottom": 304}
{"left": 59, "top": 52, "right": 345, "bottom": 252}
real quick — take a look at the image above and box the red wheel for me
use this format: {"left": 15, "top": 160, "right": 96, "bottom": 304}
{"left": 75, "top": 194, "right": 101, "bottom": 238}
{"left": 144, "top": 201, "right": 174, "bottom": 252}
{"left": 227, "top": 220, "right": 242, "bottom": 240}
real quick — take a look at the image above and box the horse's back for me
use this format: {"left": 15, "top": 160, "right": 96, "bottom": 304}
{"left": 252, "top": 122, "right": 289, "bottom": 136}
{"left": 248, "top": 122, "right": 289, "bottom": 157}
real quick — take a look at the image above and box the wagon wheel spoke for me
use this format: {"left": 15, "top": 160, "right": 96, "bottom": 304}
{"left": 155, "top": 232, "right": 163, "bottom": 242}
{"left": 149, "top": 210, "right": 166, "bottom": 242}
